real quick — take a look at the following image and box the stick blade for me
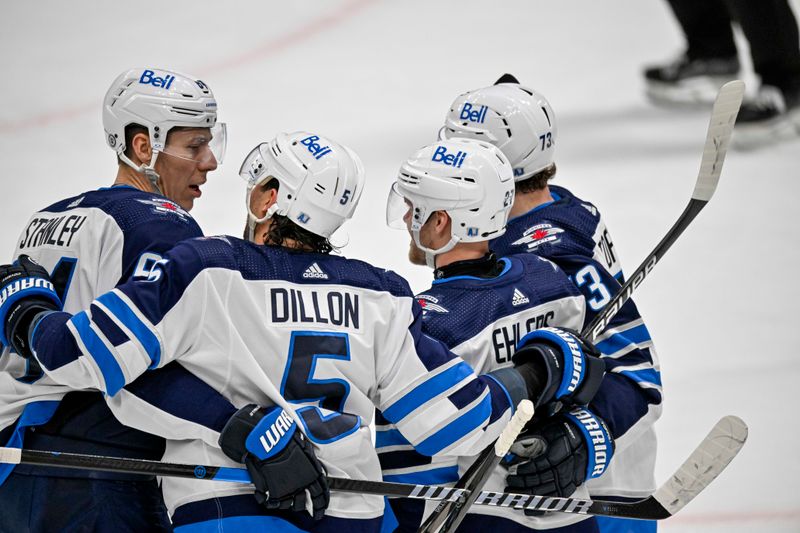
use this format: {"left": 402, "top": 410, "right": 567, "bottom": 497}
{"left": 692, "top": 80, "right": 745, "bottom": 202}
{"left": 653, "top": 415, "right": 748, "bottom": 516}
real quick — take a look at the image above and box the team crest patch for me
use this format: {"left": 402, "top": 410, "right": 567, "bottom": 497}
{"left": 581, "top": 203, "right": 598, "bottom": 216}
{"left": 511, "top": 223, "right": 564, "bottom": 250}
{"left": 417, "top": 294, "right": 448, "bottom": 315}
{"left": 137, "top": 198, "right": 190, "bottom": 220}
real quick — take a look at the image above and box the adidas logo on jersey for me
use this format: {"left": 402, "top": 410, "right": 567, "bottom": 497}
{"left": 302, "top": 262, "right": 329, "bottom": 279}
{"left": 511, "top": 288, "right": 529, "bottom": 306}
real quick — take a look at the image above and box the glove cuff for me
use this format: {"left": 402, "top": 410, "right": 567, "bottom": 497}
{"left": 563, "top": 407, "right": 614, "bottom": 480}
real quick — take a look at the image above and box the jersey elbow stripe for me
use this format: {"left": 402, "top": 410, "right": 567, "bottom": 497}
{"left": 594, "top": 324, "right": 652, "bottom": 356}
{"left": 415, "top": 392, "right": 491, "bottom": 456}
{"left": 382, "top": 361, "right": 474, "bottom": 423}
{"left": 96, "top": 291, "right": 161, "bottom": 368}
{"left": 612, "top": 367, "right": 662, "bottom": 388}
{"left": 375, "top": 427, "right": 411, "bottom": 449}
{"left": 70, "top": 312, "right": 125, "bottom": 396}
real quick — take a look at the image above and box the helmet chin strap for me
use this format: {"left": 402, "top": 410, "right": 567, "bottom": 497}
{"left": 119, "top": 151, "right": 164, "bottom": 195}
{"left": 412, "top": 231, "right": 459, "bottom": 269}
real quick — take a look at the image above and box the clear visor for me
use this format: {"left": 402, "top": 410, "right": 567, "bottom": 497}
{"left": 159, "top": 122, "right": 227, "bottom": 165}
{"left": 386, "top": 182, "right": 413, "bottom": 229}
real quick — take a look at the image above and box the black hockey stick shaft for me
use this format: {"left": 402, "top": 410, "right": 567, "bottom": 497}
{"left": 418, "top": 80, "right": 745, "bottom": 533}
{"left": 0, "top": 447, "right": 469, "bottom": 503}
{"left": 0, "top": 416, "right": 746, "bottom": 520}
{"left": 583, "top": 79, "right": 744, "bottom": 342}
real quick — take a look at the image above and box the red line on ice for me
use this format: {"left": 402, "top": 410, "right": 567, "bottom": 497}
{"left": 0, "top": 0, "right": 376, "bottom": 135}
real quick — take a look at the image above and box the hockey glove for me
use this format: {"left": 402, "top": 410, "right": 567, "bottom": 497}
{"left": 512, "top": 327, "right": 605, "bottom": 408}
{"left": 219, "top": 404, "right": 330, "bottom": 520}
{"left": 504, "top": 407, "right": 614, "bottom": 516}
{"left": 0, "top": 255, "right": 61, "bottom": 359}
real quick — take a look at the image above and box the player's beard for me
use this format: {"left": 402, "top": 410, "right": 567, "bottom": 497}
{"left": 408, "top": 238, "right": 426, "bottom": 266}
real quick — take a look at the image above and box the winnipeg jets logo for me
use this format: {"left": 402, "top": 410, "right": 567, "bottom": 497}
{"left": 511, "top": 288, "right": 529, "bottom": 306}
{"left": 136, "top": 198, "right": 190, "bottom": 220}
{"left": 66, "top": 196, "right": 85, "bottom": 209}
{"left": 417, "top": 294, "right": 448, "bottom": 315}
{"left": 511, "top": 224, "right": 564, "bottom": 250}
{"left": 302, "top": 262, "right": 328, "bottom": 279}
{"left": 581, "top": 203, "right": 598, "bottom": 216}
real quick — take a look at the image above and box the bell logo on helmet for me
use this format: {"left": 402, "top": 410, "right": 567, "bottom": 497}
{"left": 297, "top": 212, "right": 310, "bottom": 224}
{"left": 138, "top": 69, "right": 175, "bottom": 90}
{"left": 459, "top": 102, "right": 488, "bottom": 123}
{"left": 432, "top": 146, "right": 467, "bottom": 168}
{"left": 514, "top": 168, "right": 525, "bottom": 177}
{"left": 466, "top": 227, "right": 479, "bottom": 237}
{"left": 300, "top": 135, "right": 333, "bottom": 160}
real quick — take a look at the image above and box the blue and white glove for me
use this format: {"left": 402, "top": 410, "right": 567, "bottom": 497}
{"left": 0, "top": 255, "right": 61, "bottom": 359}
{"left": 219, "top": 404, "right": 330, "bottom": 520}
{"left": 512, "top": 327, "right": 605, "bottom": 408}
{"left": 504, "top": 407, "right": 614, "bottom": 515}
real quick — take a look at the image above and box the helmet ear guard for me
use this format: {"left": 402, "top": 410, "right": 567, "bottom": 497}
{"left": 240, "top": 132, "right": 366, "bottom": 242}
{"left": 387, "top": 138, "right": 515, "bottom": 267}
{"left": 441, "top": 82, "right": 556, "bottom": 182}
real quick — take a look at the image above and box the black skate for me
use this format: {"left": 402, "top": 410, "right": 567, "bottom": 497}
{"left": 644, "top": 53, "right": 740, "bottom": 106}
{"left": 733, "top": 85, "right": 800, "bottom": 150}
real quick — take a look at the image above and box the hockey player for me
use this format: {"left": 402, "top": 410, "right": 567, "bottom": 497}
{"left": 0, "top": 132, "right": 604, "bottom": 532}
{"left": 378, "top": 138, "right": 650, "bottom": 531}
{"left": 441, "top": 79, "right": 662, "bottom": 533}
{"left": 440, "top": 75, "right": 624, "bottom": 282}
{"left": 0, "top": 67, "right": 228, "bottom": 531}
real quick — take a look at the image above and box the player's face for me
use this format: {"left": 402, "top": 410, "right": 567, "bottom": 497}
{"left": 155, "top": 128, "right": 218, "bottom": 211}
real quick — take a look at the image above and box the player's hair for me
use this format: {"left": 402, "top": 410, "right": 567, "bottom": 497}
{"left": 515, "top": 163, "right": 557, "bottom": 194}
{"left": 260, "top": 179, "right": 336, "bottom": 254}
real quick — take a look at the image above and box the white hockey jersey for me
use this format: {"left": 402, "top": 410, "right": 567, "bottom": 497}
{"left": 0, "top": 185, "right": 204, "bottom": 482}
{"left": 26, "top": 235, "right": 531, "bottom": 522}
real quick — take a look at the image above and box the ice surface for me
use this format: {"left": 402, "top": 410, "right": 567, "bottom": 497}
{"left": 1, "top": 1, "right": 798, "bottom": 530}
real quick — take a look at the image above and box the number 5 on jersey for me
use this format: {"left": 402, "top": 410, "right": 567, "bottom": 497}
{"left": 280, "top": 331, "right": 360, "bottom": 444}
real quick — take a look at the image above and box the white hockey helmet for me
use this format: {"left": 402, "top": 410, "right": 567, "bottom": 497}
{"left": 440, "top": 82, "right": 556, "bottom": 182}
{"left": 103, "top": 67, "right": 226, "bottom": 184}
{"left": 240, "top": 131, "right": 365, "bottom": 240}
{"left": 387, "top": 138, "right": 515, "bottom": 267}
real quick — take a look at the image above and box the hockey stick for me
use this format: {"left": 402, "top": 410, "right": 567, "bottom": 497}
{"left": 418, "top": 399, "right": 534, "bottom": 532}
{"left": 418, "top": 79, "right": 746, "bottom": 532}
{"left": 583, "top": 79, "right": 744, "bottom": 342}
{"left": 0, "top": 415, "right": 746, "bottom": 520}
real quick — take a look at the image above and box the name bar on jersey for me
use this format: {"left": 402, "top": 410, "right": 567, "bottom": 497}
{"left": 269, "top": 287, "right": 360, "bottom": 330}
{"left": 19, "top": 215, "right": 87, "bottom": 250}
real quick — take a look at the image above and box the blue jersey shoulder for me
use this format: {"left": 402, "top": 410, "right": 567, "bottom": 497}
{"left": 43, "top": 186, "right": 203, "bottom": 282}
{"left": 417, "top": 255, "right": 579, "bottom": 349}
{"left": 174, "top": 236, "right": 414, "bottom": 300}
{"left": 491, "top": 185, "right": 602, "bottom": 260}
